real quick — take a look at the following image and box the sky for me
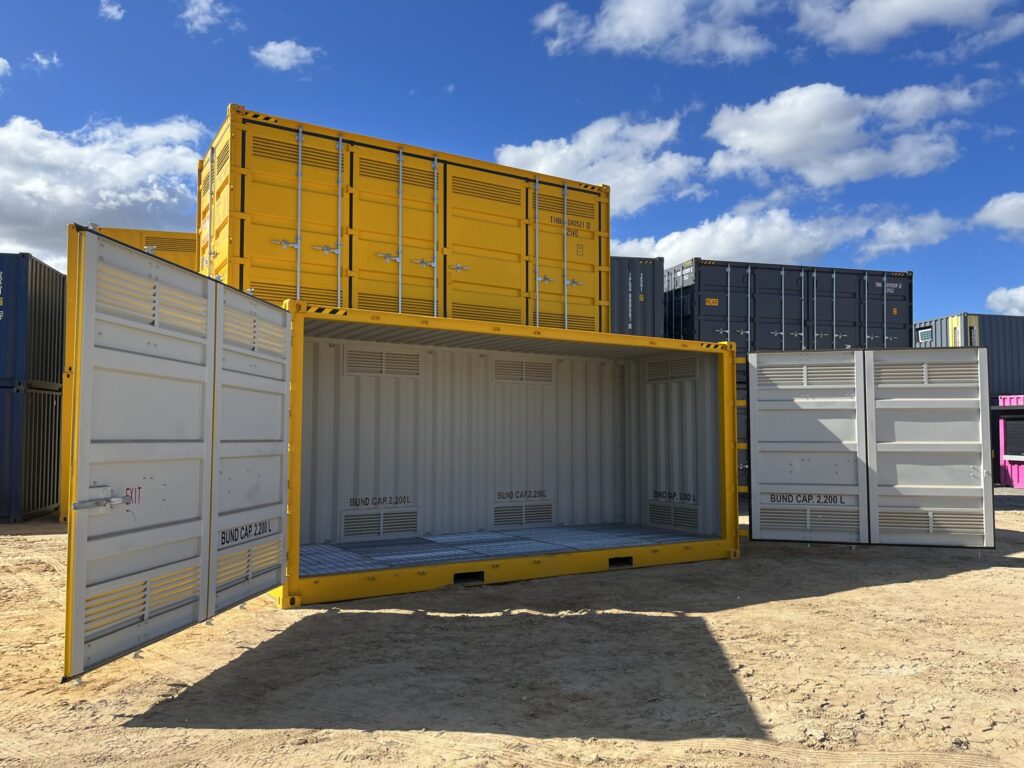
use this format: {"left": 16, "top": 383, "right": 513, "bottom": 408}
{"left": 0, "top": 0, "right": 1022, "bottom": 320}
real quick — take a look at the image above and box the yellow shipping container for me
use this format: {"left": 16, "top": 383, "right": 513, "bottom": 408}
{"left": 198, "top": 104, "right": 611, "bottom": 331}
{"left": 93, "top": 227, "right": 197, "bottom": 272}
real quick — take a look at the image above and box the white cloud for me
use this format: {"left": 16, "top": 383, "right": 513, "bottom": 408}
{"left": 974, "top": 191, "right": 1024, "bottom": 237}
{"left": 30, "top": 52, "right": 60, "bottom": 70}
{"left": 444, "top": 83, "right": 455, "bottom": 94}
{"left": 859, "top": 211, "right": 959, "bottom": 257}
{"left": 533, "top": 0, "right": 772, "bottom": 64}
{"left": 495, "top": 114, "right": 704, "bottom": 216}
{"left": 614, "top": 208, "right": 872, "bottom": 267}
{"left": 181, "top": 0, "right": 231, "bottom": 34}
{"left": 0, "top": 58, "right": 10, "bottom": 78}
{"left": 986, "top": 285, "right": 1024, "bottom": 316}
{"left": 794, "top": 0, "right": 1008, "bottom": 52}
{"left": 706, "top": 81, "right": 987, "bottom": 188}
{"left": 0, "top": 115, "right": 205, "bottom": 269}
{"left": 250, "top": 40, "right": 321, "bottom": 71}
{"left": 99, "top": 0, "right": 125, "bottom": 20}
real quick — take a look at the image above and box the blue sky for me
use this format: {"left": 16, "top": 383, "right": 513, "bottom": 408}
{"left": 0, "top": 0, "right": 1022, "bottom": 319}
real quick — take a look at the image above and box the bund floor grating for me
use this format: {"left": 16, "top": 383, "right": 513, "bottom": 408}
{"left": 300, "top": 524, "right": 708, "bottom": 577}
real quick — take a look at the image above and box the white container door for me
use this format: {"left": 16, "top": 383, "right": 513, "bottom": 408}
{"left": 866, "top": 348, "right": 994, "bottom": 546}
{"left": 64, "top": 229, "right": 289, "bottom": 678}
{"left": 750, "top": 351, "right": 869, "bottom": 543}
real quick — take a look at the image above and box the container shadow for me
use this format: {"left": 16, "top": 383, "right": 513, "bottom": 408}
{"left": 128, "top": 522, "right": 1024, "bottom": 738}
{"left": 127, "top": 607, "right": 765, "bottom": 740}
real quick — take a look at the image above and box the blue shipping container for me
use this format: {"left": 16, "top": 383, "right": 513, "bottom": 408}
{"left": 0, "top": 252, "right": 66, "bottom": 390}
{"left": 1, "top": 386, "right": 62, "bottom": 522}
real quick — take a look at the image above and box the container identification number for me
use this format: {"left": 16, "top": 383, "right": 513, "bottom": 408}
{"left": 653, "top": 490, "right": 695, "bottom": 502}
{"left": 349, "top": 495, "right": 413, "bottom": 508}
{"left": 769, "top": 493, "right": 847, "bottom": 505}
{"left": 219, "top": 518, "right": 277, "bottom": 549}
{"left": 496, "top": 489, "right": 548, "bottom": 501}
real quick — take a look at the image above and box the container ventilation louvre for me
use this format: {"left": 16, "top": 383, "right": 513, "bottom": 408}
{"left": 96, "top": 260, "right": 207, "bottom": 339}
{"left": 759, "top": 508, "right": 860, "bottom": 534}
{"left": 84, "top": 564, "right": 200, "bottom": 644}
{"left": 648, "top": 503, "right": 699, "bottom": 529}
{"left": 452, "top": 176, "right": 521, "bottom": 206}
{"left": 537, "top": 194, "right": 595, "bottom": 220}
{"left": 450, "top": 303, "right": 522, "bottom": 324}
{"left": 144, "top": 236, "right": 194, "bottom": 253}
{"left": 878, "top": 509, "right": 984, "bottom": 535}
{"left": 345, "top": 349, "right": 421, "bottom": 377}
{"left": 759, "top": 363, "right": 855, "bottom": 387}
{"left": 494, "top": 359, "right": 554, "bottom": 383}
{"left": 360, "top": 157, "right": 434, "bottom": 188}
{"left": 647, "top": 358, "right": 697, "bottom": 383}
{"left": 493, "top": 503, "right": 554, "bottom": 527}
{"left": 343, "top": 510, "right": 419, "bottom": 537}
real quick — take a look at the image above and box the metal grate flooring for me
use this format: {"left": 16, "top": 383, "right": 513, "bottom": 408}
{"left": 300, "top": 524, "right": 708, "bottom": 577}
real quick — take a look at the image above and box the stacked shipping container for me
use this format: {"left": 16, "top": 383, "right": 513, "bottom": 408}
{"left": 0, "top": 253, "right": 65, "bottom": 522}
{"left": 198, "top": 105, "right": 611, "bottom": 331}
{"left": 914, "top": 313, "right": 1024, "bottom": 399}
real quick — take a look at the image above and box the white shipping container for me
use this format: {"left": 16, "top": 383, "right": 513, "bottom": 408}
{"left": 750, "top": 348, "right": 994, "bottom": 547}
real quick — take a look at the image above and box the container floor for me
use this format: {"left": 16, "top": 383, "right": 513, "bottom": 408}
{"left": 300, "top": 524, "right": 709, "bottom": 577}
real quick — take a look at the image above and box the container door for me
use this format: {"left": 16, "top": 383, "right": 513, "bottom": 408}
{"left": 349, "top": 144, "right": 437, "bottom": 317}
{"left": 528, "top": 184, "right": 603, "bottom": 332}
{"left": 446, "top": 166, "right": 527, "bottom": 324}
{"left": 865, "top": 348, "right": 993, "bottom": 546}
{"left": 750, "top": 351, "right": 869, "bottom": 543}
{"left": 244, "top": 122, "right": 345, "bottom": 306}
{"left": 64, "top": 229, "right": 288, "bottom": 678}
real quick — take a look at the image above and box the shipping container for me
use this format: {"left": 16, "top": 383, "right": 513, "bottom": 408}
{"left": 94, "top": 227, "right": 198, "bottom": 272}
{"left": 998, "top": 394, "right": 1024, "bottom": 488}
{"left": 62, "top": 226, "right": 737, "bottom": 677}
{"left": 749, "top": 348, "right": 994, "bottom": 547}
{"left": 0, "top": 252, "right": 65, "bottom": 390}
{"left": 914, "top": 313, "right": 1024, "bottom": 398}
{"left": 611, "top": 256, "right": 664, "bottom": 336}
{"left": 665, "top": 259, "right": 913, "bottom": 354}
{"left": 197, "top": 104, "right": 611, "bottom": 331}
{"left": 1, "top": 387, "right": 62, "bottom": 522}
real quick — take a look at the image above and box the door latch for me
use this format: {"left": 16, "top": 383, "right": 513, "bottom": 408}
{"left": 313, "top": 244, "right": 340, "bottom": 256}
{"left": 72, "top": 488, "right": 127, "bottom": 511}
{"left": 271, "top": 239, "right": 299, "bottom": 250}
{"left": 449, "top": 263, "right": 471, "bottom": 272}
{"left": 376, "top": 252, "right": 401, "bottom": 265}
{"left": 412, "top": 258, "right": 436, "bottom": 269}
{"left": 566, "top": 278, "right": 583, "bottom": 288}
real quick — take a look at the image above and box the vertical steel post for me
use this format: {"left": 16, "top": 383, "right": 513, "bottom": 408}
{"left": 296, "top": 127, "right": 303, "bottom": 300}
{"left": 781, "top": 267, "right": 786, "bottom": 351}
{"left": 206, "top": 146, "right": 215, "bottom": 277}
{"left": 534, "top": 178, "right": 541, "bottom": 326}
{"left": 562, "top": 183, "right": 568, "bottom": 329}
{"left": 336, "top": 137, "right": 343, "bottom": 307}
{"left": 864, "top": 272, "right": 869, "bottom": 348}
{"left": 801, "top": 270, "right": 806, "bottom": 350}
{"left": 746, "top": 264, "right": 752, "bottom": 352}
{"left": 883, "top": 272, "right": 889, "bottom": 348}
{"left": 397, "top": 148, "right": 404, "bottom": 313}
{"left": 813, "top": 270, "right": 818, "bottom": 350}
{"left": 726, "top": 264, "right": 732, "bottom": 341}
{"left": 832, "top": 269, "right": 837, "bottom": 349}
{"left": 432, "top": 157, "right": 438, "bottom": 317}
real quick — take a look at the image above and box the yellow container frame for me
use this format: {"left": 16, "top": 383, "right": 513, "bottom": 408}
{"left": 275, "top": 303, "right": 739, "bottom": 608}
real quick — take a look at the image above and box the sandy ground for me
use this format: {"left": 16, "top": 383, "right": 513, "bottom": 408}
{"left": 2, "top": 495, "right": 1024, "bottom": 767}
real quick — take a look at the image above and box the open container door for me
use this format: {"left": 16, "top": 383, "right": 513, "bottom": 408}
{"left": 866, "top": 347, "right": 994, "bottom": 547}
{"left": 749, "top": 350, "right": 869, "bottom": 543}
{"left": 63, "top": 227, "right": 288, "bottom": 679}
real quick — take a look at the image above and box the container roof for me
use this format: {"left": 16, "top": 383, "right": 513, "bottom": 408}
{"left": 299, "top": 306, "right": 726, "bottom": 360}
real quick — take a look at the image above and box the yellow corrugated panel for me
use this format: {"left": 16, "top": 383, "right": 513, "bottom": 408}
{"left": 94, "top": 227, "right": 198, "bottom": 272}
{"left": 197, "top": 104, "right": 612, "bottom": 331}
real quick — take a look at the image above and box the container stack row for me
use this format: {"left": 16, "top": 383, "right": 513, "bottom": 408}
{"left": 0, "top": 253, "right": 65, "bottom": 522}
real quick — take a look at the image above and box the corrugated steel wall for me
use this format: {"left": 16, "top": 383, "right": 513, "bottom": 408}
{"left": 1, "top": 387, "right": 61, "bottom": 521}
{"left": 300, "top": 339, "right": 721, "bottom": 544}
{"left": 611, "top": 257, "right": 664, "bottom": 336}
{"left": 0, "top": 253, "right": 65, "bottom": 389}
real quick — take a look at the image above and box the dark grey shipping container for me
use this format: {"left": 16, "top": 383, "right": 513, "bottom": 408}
{"left": 915, "top": 313, "right": 1024, "bottom": 398}
{"left": 665, "top": 258, "right": 913, "bottom": 507}
{"left": 611, "top": 256, "right": 664, "bottom": 336}
{"left": 0, "top": 252, "right": 66, "bottom": 390}
{"left": 665, "top": 259, "right": 913, "bottom": 355}
{"left": 1, "top": 387, "right": 62, "bottom": 522}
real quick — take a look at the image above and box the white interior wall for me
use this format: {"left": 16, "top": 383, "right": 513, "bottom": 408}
{"left": 300, "top": 339, "right": 720, "bottom": 544}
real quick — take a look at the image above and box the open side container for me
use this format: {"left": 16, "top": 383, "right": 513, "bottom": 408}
{"left": 62, "top": 227, "right": 738, "bottom": 678}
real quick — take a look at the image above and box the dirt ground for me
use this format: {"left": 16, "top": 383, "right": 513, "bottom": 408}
{"left": 2, "top": 495, "right": 1023, "bottom": 768}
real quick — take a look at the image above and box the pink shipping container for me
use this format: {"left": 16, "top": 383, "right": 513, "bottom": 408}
{"left": 999, "top": 395, "right": 1024, "bottom": 488}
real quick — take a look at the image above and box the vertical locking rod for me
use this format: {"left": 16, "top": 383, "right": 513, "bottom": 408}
{"left": 535, "top": 178, "right": 541, "bottom": 326}
{"left": 432, "top": 156, "right": 438, "bottom": 317}
{"left": 336, "top": 137, "right": 343, "bottom": 307}
{"left": 296, "top": 127, "right": 303, "bottom": 300}
{"left": 562, "top": 183, "right": 568, "bottom": 329}
{"left": 397, "top": 148, "right": 404, "bottom": 313}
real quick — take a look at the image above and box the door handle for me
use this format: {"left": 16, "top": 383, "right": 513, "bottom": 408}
{"left": 449, "top": 263, "right": 471, "bottom": 272}
{"left": 376, "top": 252, "right": 401, "bottom": 265}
